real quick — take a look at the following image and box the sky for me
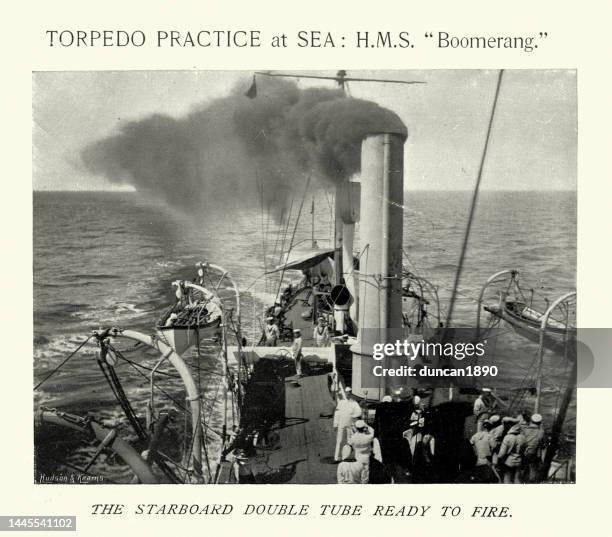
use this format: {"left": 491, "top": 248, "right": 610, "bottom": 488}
{"left": 32, "top": 69, "right": 576, "bottom": 191}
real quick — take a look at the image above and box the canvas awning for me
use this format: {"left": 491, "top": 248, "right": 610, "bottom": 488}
{"left": 266, "top": 248, "right": 335, "bottom": 274}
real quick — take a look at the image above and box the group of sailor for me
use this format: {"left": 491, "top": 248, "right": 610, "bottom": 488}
{"left": 334, "top": 387, "right": 378, "bottom": 484}
{"left": 332, "top": 388, "right": 548, "bottom": 484}
{"left": 333, "top": 389, "right": 435, "bottom": 484}
{"left": 264, "top": 315, "right": 330, "bottom": 349}
{"left": 470, "top": 396, "right": 546, "bottom": 484}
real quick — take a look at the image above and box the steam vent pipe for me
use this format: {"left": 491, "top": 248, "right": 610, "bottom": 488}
{"left": 351, "top": 132, "right": 411, "bottom": 399}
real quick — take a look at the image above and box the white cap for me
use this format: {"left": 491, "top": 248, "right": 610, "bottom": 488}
{"left": 355, "top": 419, "right": 366, "bottom": 429}
{"left": 345, "top": 386, "right": 352, "bottom": 393}
{"left": 531, "top": 413, "right": 543, "bottom": 424}
{"left": 382, "top": 395, "right": 392, "bottom": 403}
{"left": 413, "top": 395, "right": 421, "bottom": 404}
{"left": 293, "top": 328, "right": 301, "bottom": 334}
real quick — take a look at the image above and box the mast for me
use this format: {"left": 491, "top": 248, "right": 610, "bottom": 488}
{"left": 250, "top": 71, "right": 425, "bottom": 288}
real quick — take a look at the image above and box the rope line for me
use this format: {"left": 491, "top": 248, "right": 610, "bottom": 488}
{"left": 34, "top": 335, "right": 93, "bottom": 391}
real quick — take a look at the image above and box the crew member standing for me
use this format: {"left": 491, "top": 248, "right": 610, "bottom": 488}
{"left": 334, "top": 387, "right": 362, "bottom": 461}
{"left": 407, "top": 418, "right": 436, "bottom": 483}
{"left": 521, "top": 413, "right": 545, "bottom": 483}
{"left": 313, "top": 316, "right": 330, "bottom": 347}
{"left": 470, "top": 420, "right": 499, "bottom": 483}
{"left": 349, "top": 420, "right": 375, "bottom": 483}
{"left": 290, "top": 329, "right": 304, "bottom": 376}
{"left": 497, "top": 423, "right": 526, "bottom": 484}
{"left": 487, "top": 414, "right": 504, "bottom": 463}
{"left": 474, "top": 391, "right": 490, "bottom": 432}
{"left": 264, "top": 317, "right": 280, "bottom": 346}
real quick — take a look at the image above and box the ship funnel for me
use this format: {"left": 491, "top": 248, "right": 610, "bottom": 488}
{"left": 351, "top": 131, "right": 411, "bottom": 399}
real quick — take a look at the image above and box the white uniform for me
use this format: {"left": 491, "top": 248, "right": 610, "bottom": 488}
{"left": 348, "top": 425, "right": 374, "bottom": 483}
{"left": 291, "top": 336, "right": 303, "bottom": 375}
{"left": 473, "top": 396, "right": 486, "bottom": 415}
{"left": 337, "top": 460, "right": 368, "bottom": 484}
{"left": 313, "top": 324, "right": 330, "bottom": 347}
{"left": 334, "top": 399, "right": 362, "bottom": 461}
{"left": 264, "top": 323, "right": 279, "bottom": 346}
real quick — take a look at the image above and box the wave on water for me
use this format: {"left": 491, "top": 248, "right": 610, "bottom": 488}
{"left": 33, "top": 333, "right": 96, "bottom": 365}
{"left": 71, "top": 274, "right": 122, "bottom": 281}
{"left": 431, "top": 262, "right": 459, "bottom": 272}
{"left": 155, "top": 260, "right": 184, "bottom": 268}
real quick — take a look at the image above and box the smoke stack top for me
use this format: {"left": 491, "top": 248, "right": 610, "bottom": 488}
{"left": 81, "top": 76, "right": 407, "bottom": 217}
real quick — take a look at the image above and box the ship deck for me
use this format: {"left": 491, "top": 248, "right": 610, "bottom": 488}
{"left": 250, "top": 372, "right": 338, "bottom": 484}
{"left": 226, "top": 281, "right": 340, "bottom": 483}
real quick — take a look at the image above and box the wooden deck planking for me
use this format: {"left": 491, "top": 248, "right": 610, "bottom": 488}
{"left": 264, "top": 373, "right": 337, "bottom": 484}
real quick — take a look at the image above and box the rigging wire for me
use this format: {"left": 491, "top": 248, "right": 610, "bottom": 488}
{"left": 274, "top": 174, "right": 312, "bottom": 302}
{"left": 117, "top": 350, "right": 190, "bottom": 414}
{"left": 445, "top": 69, "right": 504, "bottom": 328}
{"left": 274, "top": 196, "right": 294, "bottom": 266}
{"left": 256, "top": 168, "right": 269, "bottom": 291}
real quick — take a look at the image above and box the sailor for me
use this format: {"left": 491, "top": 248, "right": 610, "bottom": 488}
{"left": 410, "top": 394, "right": 424, "bottom": 422}
{"left": 470, "top": 421, "right": 499, "bottom": 483}
{"left": 521, "top": 413, "right": 546, "bottom": 483}
{"left": 474, "top": 391, "right": 491, "bottom": 432}
{"left": 281, "top": 285, "right": 293, "bottom": 305}
{"left": 348, "top": 420, "right": 375, "bottom": 483}
{"left": 334, "top": 387, "right": 362, "bottom": 461}
{"left": 487, "top": 414, "right": 504, "bottom": 462}
{"left": 337, "top": 445, "right": 367, "bottom": 484}
{"left": 290, "top": 329, "right": 304, "bottom": 376}
{"left": 473, "top": 393, "right": 487, "bottom": 415}
{"left": 264, "top": 317, "right": 280, "bottom": 346}
{"left": 313, "top": 316, "right": 330, "bottom": 347}
{"left": 405, "top": 417, "right": 435, "bottom": 482}
{"left": 497, "top": 423, "right": 526, "bottom": 484}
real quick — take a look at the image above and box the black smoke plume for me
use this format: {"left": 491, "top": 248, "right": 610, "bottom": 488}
{"left": 81, "top": 77, "right": 406, "bottom": 218}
